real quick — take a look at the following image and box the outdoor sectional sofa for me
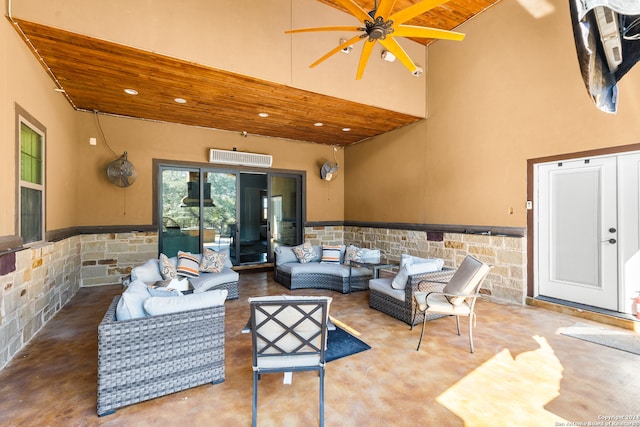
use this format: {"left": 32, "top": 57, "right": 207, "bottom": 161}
{"left": 274, "top": 244, "right": 375, "bottom": 293}
{"left": 131, "top": 251, "right": 239, "bottom": 299}
{"left": 97, "top": 289, "right": 226, "bottom": 416}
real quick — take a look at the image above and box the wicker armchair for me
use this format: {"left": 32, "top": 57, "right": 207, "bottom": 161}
{"left": 97, "top": 295, "right": 226, "bottom": 416}
{"left": 369, "top": 268, "right": 456, "bottom": 326}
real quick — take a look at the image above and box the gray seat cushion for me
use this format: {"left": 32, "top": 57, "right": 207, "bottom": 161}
{"left": 369, "top": 278, "right": 404, "bottom": 301}
{"left": 278, "top": 262, "right": 370, "bottom": 278}
{"left": 190, "top": 268, "right": 239, "bottom": 293}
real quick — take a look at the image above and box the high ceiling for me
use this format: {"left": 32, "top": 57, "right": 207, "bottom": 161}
{"left": 11, "top": 0, "right": 501, "bottom": 146}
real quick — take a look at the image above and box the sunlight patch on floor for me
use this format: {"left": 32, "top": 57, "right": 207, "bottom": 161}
{"left": 437, "top": 336, "right": 566, "bottom": 426}
{"left": 329, "top": 316, "right": 361, "bottom": 336}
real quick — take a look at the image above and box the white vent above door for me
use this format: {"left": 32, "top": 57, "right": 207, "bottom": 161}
{"left": 209, "top": 149, "right": 272, "bottom": 168}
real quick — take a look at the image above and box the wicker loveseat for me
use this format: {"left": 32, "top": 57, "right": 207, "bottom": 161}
{"left": 274, "top": 245, "right": 374, "bottom": 293}
{"left": 369, "top": 268, "right": 456, "bottom": 326}
{"left": 97, "top": 293, "right": 226, "bottom": 416}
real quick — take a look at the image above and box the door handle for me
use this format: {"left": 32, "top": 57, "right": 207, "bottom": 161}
{"left": 601, "top": 238, "right": 617, "bottom": 244}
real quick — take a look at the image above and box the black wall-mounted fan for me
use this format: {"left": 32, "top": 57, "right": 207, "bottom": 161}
{"left": 106, "top": 152, "right": 136, "bottom": 187}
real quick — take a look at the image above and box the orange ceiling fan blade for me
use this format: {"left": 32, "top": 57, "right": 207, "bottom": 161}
{"left": 379, "top": 37, "right": 420, "bottom": 74}
{"left": 390, "top": 0, "right": 453, "bottom": 25}
{"left": 394, "top": 25, "right": 465, "bottom": 41}
{"left": 375, "top": 0, "right": 398, "bottom": 19}
{"left": 356, "top": 39, "right": 376, "bottom": 80}
{"left": 285, "top": 25, "right": 362, "bottom": 34}
{"left": 310, "top": 35, "right": 364, "bottom": 68}
{"left": 335, "top": 0, "right": 375, "bottom": 23}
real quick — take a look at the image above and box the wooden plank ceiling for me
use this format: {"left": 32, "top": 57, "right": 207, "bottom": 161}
{"left": 12, "top": 0, "right": 500, "bottom": 146}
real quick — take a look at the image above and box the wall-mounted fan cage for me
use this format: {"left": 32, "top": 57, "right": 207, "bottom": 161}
{"left": 320, "top": 146, "right": 340, "bottom": 181}
{"left": 106, "top": 152, "right": 137, "bottom": 187}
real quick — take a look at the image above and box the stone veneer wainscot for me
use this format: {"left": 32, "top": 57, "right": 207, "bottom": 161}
{"left": 306, "top": 225, "right": 526, "bottom": 306}
{"left": 0, "top": 237, "right": 81, "bottom": 369}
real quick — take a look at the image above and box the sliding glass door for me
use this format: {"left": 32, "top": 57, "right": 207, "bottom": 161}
{"left": 158, "top": 164, "right": 302, "bottom": 266}
{"left": 270, "top": 174, "right": 301, "bottom": 251}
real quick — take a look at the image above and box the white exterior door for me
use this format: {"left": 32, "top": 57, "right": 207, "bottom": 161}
{"left": 536, "top": 157, "right": 618, "bottom": 310}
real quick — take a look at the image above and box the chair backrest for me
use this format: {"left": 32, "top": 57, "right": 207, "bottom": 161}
{"left": 249, "top": 296, "right": 332, "bottom": 370}
{"left": 442, "top": 256, "right": 491, "bottom": 306}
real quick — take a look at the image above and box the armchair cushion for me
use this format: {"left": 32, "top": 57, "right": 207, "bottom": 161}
{"left": 391, "top": 257, "right": 444, "bottom": 290}
{"left": 143, "top": 289, "right": 227, "bottom": 316}
{"left": 443, "top": 256, "right": 491, "bottom": 305}
{"left": 369, "top": 278, "right": 404, "bottom": 301}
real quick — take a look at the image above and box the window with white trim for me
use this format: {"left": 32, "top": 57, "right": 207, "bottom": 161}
{"left": 18, "top": 115, "right": 45, "bottom": 245}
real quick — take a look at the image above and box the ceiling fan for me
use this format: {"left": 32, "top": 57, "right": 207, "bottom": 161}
{"left": 286, "top": 0, "right": 465, "bottom": 79}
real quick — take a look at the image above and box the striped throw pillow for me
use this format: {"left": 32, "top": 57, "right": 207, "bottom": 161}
{"left": 321, "top": 245, "right": 342, "bottom": 264}
{"left": 176, "top": 251, "right": 200, "bottom": 278}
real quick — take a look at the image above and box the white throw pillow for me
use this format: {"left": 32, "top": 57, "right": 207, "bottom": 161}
{"left": 143, "top": 289, "right": 228, "bottom": 316}
{"left": 361, "top": 249, "right": 381, "bottom": 263}
{"left": 116, "top": 281, "right": 151, "bottom": 320}
{"left": 131, "top": 258, "right": 163, "bottom": 283}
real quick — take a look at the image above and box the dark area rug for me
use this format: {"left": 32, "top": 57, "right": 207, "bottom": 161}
{"left": 326, "top": 326, "right": 371, "bottom": 362}
{"left": 559, "top": 322, "right": 640, "bottom": 355}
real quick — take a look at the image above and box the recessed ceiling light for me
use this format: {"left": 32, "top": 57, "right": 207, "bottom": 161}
{"left": 342, "top": 128, "right": 351, "bottom": 132}
{"left": 174, "top": 98, "right": 187, "bottom": 104}
{"left": 314, "top": 122, "right": 323, "bottom": 127}
{"left": 124, "top": 88, "right": 138, "bottom": 95}
{"left": 258, "top": 112, "right": 269, "bottom": 118}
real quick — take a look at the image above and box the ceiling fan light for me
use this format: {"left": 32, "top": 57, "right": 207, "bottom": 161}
{"left": 381, "top": 50, "right": 396, "bottom": 62}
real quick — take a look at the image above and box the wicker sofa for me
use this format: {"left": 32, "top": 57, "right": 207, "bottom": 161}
{"left": 131, "top": 252, "right": 239, "bottom": 299}
{"left": 369, "top": 268, "right": 456, "bottom": 326}
{"left": 274, "top": 245, "right": 374, "bottom": 293}
{"left": 97, "top": 294, "right": 226, "bottom": 416}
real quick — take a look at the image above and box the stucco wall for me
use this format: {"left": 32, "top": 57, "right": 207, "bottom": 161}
{"left": 345, "top": 0, "right": 640, "bottom": 228}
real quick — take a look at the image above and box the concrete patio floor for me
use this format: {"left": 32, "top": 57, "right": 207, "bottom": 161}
{"left": 0, "top": 271, "right": 638, "bottom": 426}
